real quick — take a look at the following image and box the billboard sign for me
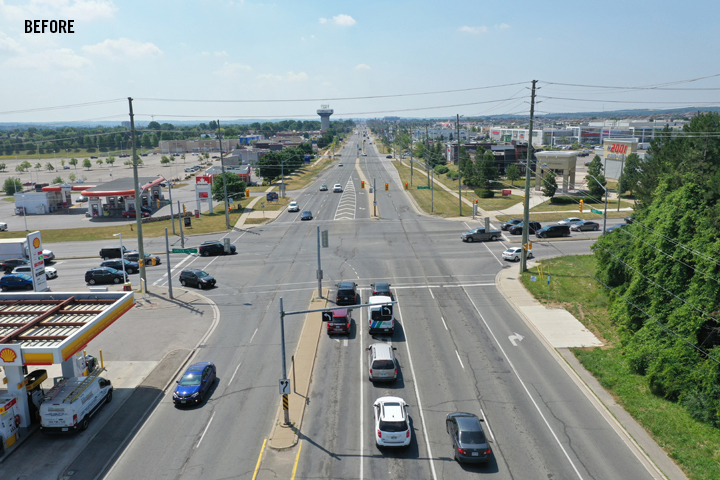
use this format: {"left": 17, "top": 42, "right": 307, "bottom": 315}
{"left": 603, "top": 140, "right": 637, "bottom": 161}
{"left": 26, "top": 231, "right": 48, "bottom": 292}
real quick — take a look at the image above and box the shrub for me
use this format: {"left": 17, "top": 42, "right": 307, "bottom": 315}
{"left": 434, "top": 165, "right": 449, "bottom": 175}
{"left": 475, "top": 189, "right": 495, "bottom": 198}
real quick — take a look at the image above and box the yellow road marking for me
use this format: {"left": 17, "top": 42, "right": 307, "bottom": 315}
{"left": 251, "top": 438, "right": 267, "bottom": 480}
{"left": 290, "top": 440, "right": 303, "bottom": 480}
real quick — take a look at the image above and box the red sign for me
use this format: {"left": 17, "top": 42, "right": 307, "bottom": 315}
{"left": 608, "top": 144, "right": 629, "bottom": 154}
{"left": 502, "top": 190, "right": 511, "bottom": 196}
{"left": 196, "top": 175, "right": 212, "bottom": 184}
{"left": 198, "top": 192, "right": 209, "bottom": 199}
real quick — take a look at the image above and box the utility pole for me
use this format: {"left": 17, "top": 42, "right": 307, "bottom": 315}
{"left": 425, "top": 124, "right": 430, "bottom": 187}
{"left": 316, "top": 226, "right": 323, "bottom": 298}
{"left": 128, "top": 97, "right": 147, "bottom": 287}
{"left": 520, "top": 81, "right": 537, "bottom": 273}
{"left": 218, "top": 120, "right": 230, "bottom": 229}
{"left": 457, "top": 114, "right": 462, "bottom": 216}
{"left": 164, "top": 228, "right": 173, "bottom": 299}
{"left": 410, "top": 128, "right": 414, "bottom": 186}
{"left": 168, "top": 179, "right": 175, "bottom": 235}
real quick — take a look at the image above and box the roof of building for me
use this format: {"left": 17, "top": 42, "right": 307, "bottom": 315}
{"left": 74, "top": 177, "right": 165, "bottom": 197}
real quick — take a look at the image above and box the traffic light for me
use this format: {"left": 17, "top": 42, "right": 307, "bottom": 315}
{"left": 361, "top": 181, "right": 365, "bottom": 189}
{"left": 579, "top": 199, "right": 584, "bottom": 213}
{"left": 245, "top": 188, "right": 250, "bottom": 198}
{"left": 182, "top": 203, "right": 187, "bottom": 216}
{"left": 404, "top": 182, "right": 408, "bottom": 190}
{"left": 528, "top": 241, "right": 532, "bottom": 250}
{"left": 385, "top": 183, "right": 389, "bottom": 191}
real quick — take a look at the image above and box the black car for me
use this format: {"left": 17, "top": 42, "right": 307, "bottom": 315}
{"left": 199, "top": 240, "right": 236, "bottom": 257}
{"left": 446, "top": 412, "right": 492, "bottom": 464}
{"left": 371, "top": 282, "right": 394, "bottom": 300}
{"left": 2, "top": 258, "right": 29, "bottom": 274}
{"left": 500, "top": 218, "right": 523, "bottom": 231}
{"left": 535, "top": 224, "right": 571, "bottom": 238}
{"left": 124, "top": 252, "right": 161, "bottom": 265}
{"left": 179, "top": 269, "right": 216, "bottom": 289}
{"left": 100, "top": 245, "right": 136, "bottom": 260}
{"left": 624, "top": 215, "right": 635, "bottom": 224}
{"left": 508, "top": 221, "right": 542, "bottom": 235}
{"left": 85, "top": 267, "right": 128, "bottom": 285}
{"left": 336, "top": 281, "right": 359, "bottom": 306}
{"left": 301, "top": 210, "right": 313, "bottom": 221}
{"left": 101, "top": 259, "right": 140, "bottom": 274}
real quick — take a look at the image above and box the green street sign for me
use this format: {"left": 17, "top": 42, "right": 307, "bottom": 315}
{"left": 417, "top": 186, "right": 430, "bottom": 190}
{"left": 590, "top": 208, "right": 602, "bottom": 214}
{"left": 172, "top": 248, "right": 198, "bottom": 254}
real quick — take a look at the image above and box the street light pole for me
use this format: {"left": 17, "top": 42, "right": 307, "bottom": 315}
{"left": 520, "top": 80, "right": 537, "bottom": 273}
{"left": 113, "top": 233, "right": 126, "bottom": 283}
{"left": 218, "top": 119, "right": 230, "bottom": 229}
{"left": 457, "top": 114, "right": 462, "bottom": 216}
{"left": 279, "top": 297, "right": 290, "bottom": 425}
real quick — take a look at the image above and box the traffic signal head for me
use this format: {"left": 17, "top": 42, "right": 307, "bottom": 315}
{"left": 385, "top": 183, "right": 389, "bottom": 191}
{"left": 182, "top": 203, "right": 187, "bottom": 215}
{"left": 579, "top": 199, "right": 584, "bottom": 213}
{"left": 246, "top": 188, "right": 250, "bottom": 197}
{"left": 361, "top": 181, "right": 365, "bottom": 189}
{"left": 404, "top": 182, "right": 408, "bottom": 190}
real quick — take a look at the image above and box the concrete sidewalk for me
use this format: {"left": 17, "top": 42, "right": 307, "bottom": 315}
{"left": 495, "top": 264, "right": 687, "bottom": 480}
{"left": 233, "top": 186, "right": 277, "bottom": 229}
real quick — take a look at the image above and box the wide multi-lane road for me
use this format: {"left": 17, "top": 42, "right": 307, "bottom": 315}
{"left": 32, "top": 131, "right": 653, "bottom": 479}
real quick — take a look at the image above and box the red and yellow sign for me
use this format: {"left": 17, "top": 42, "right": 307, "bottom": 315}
{"left": 0, "top": 347, "right": 18, "bottom": 363}
{"left": 33, "top": 238, "right": 41, "bottom": 249}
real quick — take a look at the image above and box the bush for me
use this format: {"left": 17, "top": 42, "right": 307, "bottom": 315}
{"left": 550, "top": 195, "right": 602, "bottom": 204}
{"left": 434, "top": 165, "right": 449, "bottom": 175}
{"left": 474, "top": 189, "right": 495, "bottom": 198}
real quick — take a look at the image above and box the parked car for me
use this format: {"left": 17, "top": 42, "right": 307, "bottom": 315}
{"left": 124, "top": 252, "right": 161, "bottom": 265}
{"left": 85, "top": 267, "right": 128, "bottom": 285}
{"left": 63, "top": 165, "right": 70, "bottom": 169}
{"left": 446, "top": 412, "right": 492, "bottom": 464}
{"left": 508, "top": 221, "right": 542, "bottom": 235}
{"left": 288, "top": 201, "right": 300, "bottom": 212}
{"left": 535, "top": 224, "right": 571, "bottom": 238}
{"left": 42, "top": 249, "right": 55, "bottom": 263}
{"left": 122, "top": 210, "right": 150, "bottom": 218}
{"left": 461, "top": 227, "right": 501, "bottom": 242}
{"left": 75, "top": 195, "right": 88, "bottom": 203}
{"left": 502, "top": 247, "right": 532, "bottom": 262}
{"left": 333, "top": 184, "right": 343, "bottom": 193}
{"left": 173, "top": 362, "right": 216, "bottom": 406}
{"left": 2, "top": 258, "right": 29, "bottom": 274}
{"left": 100, "top": 259, "right": 140, "bottom": 274}
{"left": 558, "top": 217, "right": 583, "bottom": 226}
{"left": 0, "top": 222, "right": 7, "bottom": 231}
{"left": 371, "top": 282, "right": 394, "bottom": 300}
{"left": 374, "top": 396, "right": 411, "bottom": 449}
{"left": 199, "top": 240, "right": 236, "bottom": 256}
{"left": 179, "top": 269, "right": 216, "bottom": 289}
{"left": 570, "top": 220, "right": 600, "bottom": 231}
{"left": 300, "top": 210, "right": 313, "bottom": 221}
{"left": 386, "top": 155, "right": 392, "bottom": 158}
{"left": 500, "top": 219, "right": 523, "bottom": 231}
{"left": 13, "top": 265, "right": 58, "bottom": 279}
{"left": 319, "top": 184, "right": 328, "bottom": 191}
{"left": 100, "top": 245, "right": 136, "bottom": 260}
{"left": 0, "top": 274, "right": 34, "bottom": 291}
{"left": 361, "top": 153, "right": 367, "bottom": 156}
{"left": 184, "top": 167, "right": 194, "bottom": 172}
{"left": 624, "top": 215, "right": 635, "bottom": 224}
{"left": 336, "top": 281, "right": 359, "bottom": 306}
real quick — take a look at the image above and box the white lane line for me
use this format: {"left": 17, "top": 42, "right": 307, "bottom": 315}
{"left": 394, "top": 300, "right": 438, "bottom": 480}
{"left": 152, "top": 254, "right": 194, "bottom": 285}
{"left": 343, "top": 339, "right": 348, "bottom": 347}
{"left": 462, "top": 286, "right": 584, "bottom": 479}
{"left": 359, "top": 304, "right": 365, "bottom": 480}
{"left": 428, "top": 288, "right": 435, "bottom": 299}
{"left": 480, "top": 408, "right": 495, "bottom": 443}
{"left": 482, "top": 241, "right": 505, "bottom": 267}
{"left": 441, "top": 316, "right": 448, "bottom": 331}
{"left": 455, "top": 350, "right": 465, "bottom": 369}
{"left": 196, "top": 411, "right": 216, "bottom": 449}
{"left": 228, "top": 362, "right": 242, "bottom": 386}
{"left": 249, "top": 328, "right": 258, "bottom": 343}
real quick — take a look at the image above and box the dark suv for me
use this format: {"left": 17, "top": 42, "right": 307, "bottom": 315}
{"left": 508, "top": 221, "right": 542, "bottom": 235}
{"left": 100, "top": 245, "right": 136, "bottom": 260}
{"left": 199, "top": 240, "right": 236, "bottom": 257}
{"left": 2, "top": 258, "right": 29, "bottom": 274}
{"left": 179, "top": 269, "right": 216, "bottom": 289}
{"left": 85, "top": 267, "right": 128, "bottom": 285}
{"left": 336, "top": 281, "right": 359, "bottom": 305}
{"left": 371, "top": 282, "right": 394, "bottom": 300}
{"left": 536, "top": 224, "right": 571, "bottom": 238}
{"left": 100, "top": 259, "right": 140, "bottom": 274}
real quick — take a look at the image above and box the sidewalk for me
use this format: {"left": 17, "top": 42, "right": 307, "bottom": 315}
{"left": 233, "top": 186, "right": 277, "bottom": 229}
{"left": 495, "top": 264, "right": 687, "bottom": 480}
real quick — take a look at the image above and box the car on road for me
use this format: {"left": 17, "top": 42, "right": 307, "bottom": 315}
{"left": 100, "top": 245, "right": 136, "bottom": 260}
{"left": 90, "top": 156, "right": 98, "bottom": 159}
{"left": 85, "top": 267, "right": 128, "bottom": 285}
{"left": 570, "top": 220, "right": 600, "bottom": 232}
{"left": 367, "top": 343, "right": 397, "bottom": 382}
{"left": 558, "top": 217, "right": 583, "bottom": 226}
{"left": 288, "top": 201, "right": 300, "bottom": 212}
{"left": 461, "top": 227, "right": 501, "bottom": 242}
{"left": 13, "top": 265, "right": 58, "bottom": 279}
{"left": 326, "top": 308, "right": 352, "bottom": 335}
{"left": 338, "top": 162, "right": 344, "bottom": 167}
{"left": 374, "top": 396, "right": 411, "bottom": 449}
{"left": 0, "top": 274, "right": 34, "bottom": 291}
{"left": 584, "top": 161, "right": 592, "bottom": 167}
{"left": 508, "top": 221, "right": 542, "bottom": 235}
{"left": 319, "top": 184, "right": 328, "bottom": 191}
{"left": 371, "top": 282, "right": 394, "bottom": 300}
{"left": 624, "top": 215, "right": 635, "bottom": 224}
{"left": 500, "top": 218, "right": 523, "bottom": 231}
{"left": 101, "top": 259, "right": 140, "bottom": 274}
{"left": 300, "top": 210, "right": 313, "bottom": 220}
{"left": 173, "top": 362, "right": 216, "bottom": 406}
{"left": 199, "top": 240, "right": 236, "bottom": 256}
{"left": 2, "top": 258, "right": 29, "bottom": 274}
{"left": 333, "top": 184, "right": 343, "bottom": 193}
{"left": 0, "top": 222, "right": 7, "bottom": 231}
{"left": 336, "top": 281, "right": 359, "bottom": 306}
{"left": 42, "top": 249, "right": 55, "bottom": 263}
{"left": 362, "top": 153, "right": 367, "bottom": 156}
{"left": 386, "top": 155, "right": 392, "bottom": 158}
{"left": 502, "top": 247, "right": 532, "bottom": 262}
{"left": 605, "top": 224, "right": 627, "bottom": 234}
{"left": 179, "top": 269, "right": 216, "bottom": 289}
{"left": 446, "top": 412, "right": 492, "bottom": 464}
{"left": 124, "top": 252, "right": 161, "bottom": 265}
{"left": 122, "top": 210, "right": 150, "bottom": 218}
{"left": 535, "top": 224, "right": 571, "bottom": 238}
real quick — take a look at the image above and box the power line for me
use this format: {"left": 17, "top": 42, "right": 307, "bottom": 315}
{"left": 0, "top": 100, "right": 126, "bottom": 116}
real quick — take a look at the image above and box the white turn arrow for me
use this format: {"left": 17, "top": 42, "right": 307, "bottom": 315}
{"left": 508, "top": 333, "right": 524, "bottom": 346}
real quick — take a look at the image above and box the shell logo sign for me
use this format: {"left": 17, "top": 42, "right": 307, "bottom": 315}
{"left": 33, "top": 238, "right": 41, "bottom": 249}
{"left": 0, "top": 347, "right": 18, "bottom": 363}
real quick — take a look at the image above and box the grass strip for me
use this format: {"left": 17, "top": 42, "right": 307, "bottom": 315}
{"left": 391, "top": 160, "right": 473, "bottom": 217}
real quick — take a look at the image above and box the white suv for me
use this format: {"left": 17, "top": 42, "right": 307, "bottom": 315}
{"left": 374, "top": 396, "right": 411, "bottom": 448}
{"left": 288, "top": 201, "right": 299, "bottom": 212}
{"left": 502, "top": 247, "right": 532, "bottom": 262}
{"left": 333, "top": 184, "right": 343, "bottom": 193}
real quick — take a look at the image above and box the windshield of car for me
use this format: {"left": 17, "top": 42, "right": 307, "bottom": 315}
{"left": 459, "top": 430, "right": 486, "bottom": 444}
{"left": 379, "top": 420, "right": 407, "bottom": 432}
{"left": 179, "top": 373, "right": 201, "bottom": 386}
{"left": 104, "top": 267, "right": 118, "bottom": 274}
{"left": 372, "top": 360, "right": 394, "bottom": 370}
{"left": 196, "top": 271, "right": 209, "bottom": 278}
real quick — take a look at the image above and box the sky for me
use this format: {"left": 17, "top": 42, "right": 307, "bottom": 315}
{"left": 1, "top": 0, "right": 720, "bottom": 124}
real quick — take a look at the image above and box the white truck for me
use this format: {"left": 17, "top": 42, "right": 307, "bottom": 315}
{"left": 39, "top": 369, "right": 113, "bottom": 433}
{"left": 0, "top": 238, "right": 28, "bottom": 262}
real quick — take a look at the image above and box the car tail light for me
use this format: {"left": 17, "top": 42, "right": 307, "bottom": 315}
{"left": 346, "top": 323, "right": 350, "bottom": 330}
{"left": 485, "top": 448, "right": 492, "bottom": 455}
{"left": 458, "top": 448, "right": 467, "bottom": 455}
{"left": 377, "top": 429, "right": 382, "bottom": 438}
{"left": 394, "top": 368, "right": 397, "bottom": 375}
{"left": 369, "top": 368, "right": 372, "bottom": 375}
{"left": 406, "top": 429, "right": 410, "bottom": 438}
{"left": 73, "top": 414, "right": 77, "bottom": 425}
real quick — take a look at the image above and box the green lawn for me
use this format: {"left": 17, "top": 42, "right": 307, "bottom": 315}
{"left": 278, "top": 157, "right": 334, "bottom": 191}
{"left": 520, "top": 256, "right": 720, "bottom": 480}
{"left": 392, "top": 160, "right": 473, "bottom": 217}
{"left": 531, "top": 198, "right": 634, "bottom": 212}
{"left": 496, "top": 211, "right": 630, "bottom": 223}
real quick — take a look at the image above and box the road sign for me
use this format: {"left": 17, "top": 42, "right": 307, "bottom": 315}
{"left": 417, "top": 186, "right": 430, "bottom": 189}
{"left": 322, "top": 311, "right": 333, "bottom": 322}
{"left": 590, "top": 207, "right": 602, "bottom": 214}
{"left": 381, "top": 305, "right": 392, "bottom": 316}
{"left": 172, "top": 248, "right": 198, "bottom": 254}
{"left": 266, "top": 192, "right": 278, "bottom": 201}
{"left": 279, "top": 379, "right": 290, "bottom": 395}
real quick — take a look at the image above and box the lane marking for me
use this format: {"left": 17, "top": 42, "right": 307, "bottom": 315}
{"left": 228, "top": 362, "right": 242, "bottom": 386}
{"left": 462, "top": 286, "right": 584, "bottom": 479}
{"left": 251, "top": 438, "right": 266, "bottom": 480}
{"left": 441, "top": 316, "right": 448, "bottom": 331}
{"left": 359, "top": 302, "right": 365, "bottom": 480}
{"left": 455, "top": 349, "right": 465, "bottom": 369}
{"left": 429, "top": 288, "right": 434, "bottom": 299}
{"left": 195, "top": 411, "right": 215, "bottom": 449}
{"left": 290, "top": 440, "right": 303, "bottom": 480}
{"left": 250, "top": 328, "right": 258, "bottom": 343}
{"left": 480, "top": 408, "right": 495, "bottom": 443}
{"left": 395, "top": 300, "right": 438, "bottom": 480}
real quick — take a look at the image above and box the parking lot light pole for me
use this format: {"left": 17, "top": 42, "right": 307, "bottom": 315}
{"left": 113, "top": 233, "right": 126, "bottom": 282}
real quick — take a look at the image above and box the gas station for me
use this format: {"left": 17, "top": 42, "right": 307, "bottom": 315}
{"left": 0, "top": 291, "right": 134, "bottom": 456}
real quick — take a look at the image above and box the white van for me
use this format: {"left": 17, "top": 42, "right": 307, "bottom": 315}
{"left": 368, "top": 295, "right": 395, "bottom": 334}
{"left": 39, "top": 369, "right": 112, "bottom": 433}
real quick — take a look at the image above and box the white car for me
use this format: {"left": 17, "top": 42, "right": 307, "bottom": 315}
{"left": 338, "top": 163, "right": 343, "bottom": 167}
{"left": 0, "top": 222, "right": 7, "bottom": 231}
{"left": 558, "top": 217, "right": 582, "bottom": 226}
{"left": 361, "top": 153, "right": 367, "bottom": 156}
{"left": 288, "top": 201, "right": 300, "bottom": 212}
{"left": 333, "top": 184, "right": 343, "bottom": 193}
{"left": 374, "top": 396, "right": 411, "bottom": 448}
{"left": 502, "top": 247, "right": 532, "bottom": 262}
{"left": 75, "top": 195, "right": 88, "bottom": 202}
{"left": 12, "top": 265, "right": 57, "bottom": 279}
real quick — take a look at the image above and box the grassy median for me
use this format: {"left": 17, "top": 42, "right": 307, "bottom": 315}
{"left": 520, "top": 255, "right": 720, "bottom": 480}
{"left": 392, "top": 160, "right": 474, "bottom": 217}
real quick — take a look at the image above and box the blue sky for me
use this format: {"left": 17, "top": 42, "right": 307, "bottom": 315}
{"left": 1, "top": 0, "right": 719, "bottom": 123}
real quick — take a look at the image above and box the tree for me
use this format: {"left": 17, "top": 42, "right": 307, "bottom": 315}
{"left": 541, "top": 170, "right": 558, "bottom": 199}
{"left": 95, "top": 159, "right": 103, "bottom": 167}
{"left": 181, "top": 153, "right": 186, "bottom": 163}
{"left": 141, "top": 133, "right": 152, "bottom": 148}
{"left": 82, "top": 158, "right": 92, "bottom": 170}
{"left": 105, "top": 156, "right": 115, "bottom": 166}
{"left": 69, "top": 158, "right": 78, "bottom": 170}
{"left": 68, "top": 173, "right": 77, "bottom": 183}
{"left": 147, "top": 121, "right": 161, "bottom": 131}
{"left": 209, "top": 120, "right": 218, "bottom": 131}
{"left": 45, "top": 162, "right": 54, "bottom": 171}
{"left": 34, "top": 162, "right": 42, "bottom": 171}
{"left": 585, "top": 155, "right": 607, "bottom": 199}
{"left": 60, "top": 159, "right": 65, "bottom": 167}
{"left": 52, "top": 176, "right": 64, "bottom": 184}
{"left": 475, "top": 151, "right": 500, "bottom": 190}
{"left": 0, "top": 163, "right": 5, "bottom": 172}
{"left": 160, "top": 156, "right": 171, "bottom": 165}
{"left": 506, "top": 164, "right": 521, "bottom": 186}
{"left": 4, "top": 177, "right": 22, "bottom": 195}
{"left": 619, "top": 153, "right": 642, "bottom": 197}
{"left": 211, "top": 172, "right": 247, "bottom": 203}
{"left": 458, "top": 147, "right": 473, "bottom": 180}
{"left": 16, "top": 160, "right": 31, "bottom": 172}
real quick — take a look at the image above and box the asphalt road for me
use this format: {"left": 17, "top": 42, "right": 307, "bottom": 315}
{"left": 12, "top": 131, "right": 653, "bottom": 480}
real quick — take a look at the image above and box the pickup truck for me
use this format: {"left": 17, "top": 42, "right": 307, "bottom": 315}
{"left": 461, "top": 228, "right": 501, "bottom": 242}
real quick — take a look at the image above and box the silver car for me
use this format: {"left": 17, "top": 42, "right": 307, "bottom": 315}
{"left": 367, "top": 343, "right": 397, "bottom": 382}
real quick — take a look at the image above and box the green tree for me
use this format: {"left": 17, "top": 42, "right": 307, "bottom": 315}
{"left": 585, "top": 155, "right": 607, "bottom": 199}
{"left": 211, "top": 172, "right": 247, "bottom": 203}
{"left": 68, "top": 173, "right": 77, "bottom": 183}
{"left": 52, "top": 176, "right": 64, "bottom": 184}
{"left": 141, "top": 133, "right": 152, "bottom": 148}
{"left": 82, "top": 158, "right": 92, "bottom": 170}
{"left": 4, "top": 177, "right": 22, "bottom": 195}
{"left": 147, "top": 121, "right": 161, "bottom": 131}
{"left": 0, "top": 163, "right": 6, "bottom": 172}
{"left": 45, "top": 162, "right": 54, "bottom": 171}
{"left": 16, "top": 160, "right": 32, "bottom": 172}
{"left": 34, "top": 162, "right": 42, "bottom": 171}
{"left": 475, "top": 151, "right": 500, "bottom": 190}
{"left": 95, "top": 159, "right": 103, "bottom": 167}
{"left": 181, "top": 153, "right": 186, "bottom": 163}
{"left": 541, "top": 171, "right": 558, "bottom": 198}
{"left": 160, "top": 156, "right": 171, "bottom": 165}
{"left": 60, "top": 159, "right": 65, "bottom": 167}
{"left": 619, "top": 153, "right": 642, "bottom": 197}
{"left": 506, "top": 164, "right": 521, "bottom": 186}
{"left": 69, "top": 158, "right": 78, "bottom": 170}
{"left": 105, "top": 156, "right": 115, "bottom": 166}
{"left": 458, "top": 147, "right": 473, "bottom": 180}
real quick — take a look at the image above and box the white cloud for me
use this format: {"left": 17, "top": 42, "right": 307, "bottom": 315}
{"left": 0, "top": 0, "right": 117, "bottom": 22}
{"left": 355, "top": 64, "right": 370, "bottom": 70}
{"left": 332, "top": 14, "right": 356, "bottom": 26}
{"left": 214, "top": 62, "right": 252, "bottom": 77}
{"left": 62, "top": 0, "right": 118, "bottom": 21}
{"left": 4, "top": 48, "right": 91, "bottom": 71}
{"left": 319, "top": 17, "right": 328, "bottom": 24}
{"left": 257, "top": 71, "right": 309, "bottom": 83}
{"left": 286, "top": 71, "right": 308, "bottom": 82}
{"left": 458, "top": 25, "right": 487, "bottom": 34}
{"left": 215, "top": 50, "right": 229, "bottom": 57}
{"left": 82, "top": 38, "right": 162, "bottom": 58}
{"left": 496, "top": 23, "right": 510, "bottom": 30}
{"left": 0, "top": 31, "right": 24, "bottom": 55}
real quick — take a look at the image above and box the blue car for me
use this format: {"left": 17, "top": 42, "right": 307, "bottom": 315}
{"left": 0, "top": 274, "right": 34, "bottom": 291}
{"left": 173, "top": 362, "right": 216, "bottom": 406}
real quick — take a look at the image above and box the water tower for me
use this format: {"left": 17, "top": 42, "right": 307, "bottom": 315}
{"left": 317, "top": 105, "right": 333, "bottom": 132}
